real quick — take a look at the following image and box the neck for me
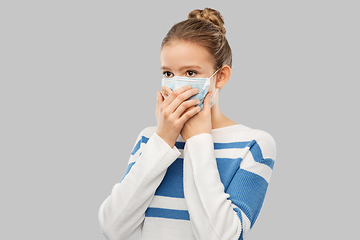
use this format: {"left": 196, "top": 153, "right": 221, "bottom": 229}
{"left": 210, "top": 102, "right": 237, "bottom": 129}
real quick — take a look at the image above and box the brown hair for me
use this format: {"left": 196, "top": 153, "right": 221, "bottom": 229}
{"left": 161, "top": 8, "right": 232, "bottom": 70}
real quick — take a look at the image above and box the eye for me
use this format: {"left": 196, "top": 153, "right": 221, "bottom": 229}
{"left": 163, "top": 71, "right": 174, "bottom": 78}
{"left": 186, "top": 70, "right": 197, "bottom": 77}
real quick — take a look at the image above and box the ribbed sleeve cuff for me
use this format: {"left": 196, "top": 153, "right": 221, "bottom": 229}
{"left": 144, "top": 132, "right": 181, "bottom": 168}
{"left": 186, "top": 133, "right": 214, "bottom": 154}
{"left": 152, "top": 132, "right": 181, "bottom": 154}
{"left": 185, "top": 133, "right": 218, "bottom": 174}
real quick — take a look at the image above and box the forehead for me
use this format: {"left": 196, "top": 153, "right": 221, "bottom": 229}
{"left": 160, "top": 40, "right": 214, "bottom": 70}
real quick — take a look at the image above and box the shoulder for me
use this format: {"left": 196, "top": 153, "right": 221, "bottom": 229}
{"left": 130, "top": 126, "right": 157, "bottom": 155}
{"left": 243, "top": 127, "right": 277, "bottom": 161}
{"left": 212, "top": 124, "right": 276, "bottom": 160}
{"left": 212, "top": 124, "right": 274, "bottom": 141}
{"left": 230, "top": 124, "right": 275, "bottom": 144}
{"left": 131, "top": 126, "right": 157, "bottom": 147}
{"left": 245, "top": 127, "right": 275, "bottom": 145}
{"left": 138, "top": 126, "right": 157, "bottom": 138}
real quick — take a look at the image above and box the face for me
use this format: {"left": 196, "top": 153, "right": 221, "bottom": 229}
{"left": 160, "top": 40, "right": 218, "bottom": 93}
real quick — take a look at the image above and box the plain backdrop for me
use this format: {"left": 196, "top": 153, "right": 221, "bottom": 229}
{"left": 1, "top": 0, "right": 359, "bottom": 239}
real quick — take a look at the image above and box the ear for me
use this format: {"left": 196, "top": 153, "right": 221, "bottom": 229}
{"left": 216, "top": 65, "right": 231, "bottom": 89}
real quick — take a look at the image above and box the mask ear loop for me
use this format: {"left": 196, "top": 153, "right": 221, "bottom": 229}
{"left": 208, "top": 69, "right": 220, "bottom": 80}
{"left": 209, "top": 68, "right": 220, "bottom": 99}
{"left": 210, "top": 88, "right": 219, "bottom": 99}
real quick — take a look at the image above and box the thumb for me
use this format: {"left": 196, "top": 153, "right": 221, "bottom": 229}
{"left": 202, "top": 92, "right": 211, "bottom": 112}
{"left": 156, "top": 91, "right": 163, "bottom": 114}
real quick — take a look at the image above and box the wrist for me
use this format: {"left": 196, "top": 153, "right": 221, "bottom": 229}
{"left": 187, "top": 132, "right": 211, "bottom": 141}
{"left": 156, "top": 130, "right": 176, "bottom": 148}
{"left": 181, "top": 130, "right": 209, "bottom": 142}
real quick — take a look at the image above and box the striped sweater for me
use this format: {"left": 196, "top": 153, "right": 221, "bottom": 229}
{"left": 99, "top": 124, "right": 276, "bottom": 240}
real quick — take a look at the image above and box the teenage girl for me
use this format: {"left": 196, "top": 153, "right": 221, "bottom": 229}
{"left": 99, "top": 8, "right": 276, "bottom": 240}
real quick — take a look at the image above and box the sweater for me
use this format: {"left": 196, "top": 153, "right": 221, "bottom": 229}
{"left": 99, "top": 124, "right": 276, "bottom": 240}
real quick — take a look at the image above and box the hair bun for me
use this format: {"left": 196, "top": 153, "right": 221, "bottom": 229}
{"left": 188, "top": 8, "right": 226, "bottom": 34}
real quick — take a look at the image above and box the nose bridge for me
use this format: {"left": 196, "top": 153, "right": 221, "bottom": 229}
{"left": 171, "top": 70, "right": 180, "bottom": 77}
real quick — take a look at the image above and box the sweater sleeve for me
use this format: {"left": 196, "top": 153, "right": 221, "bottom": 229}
{"left": 98, "top": 128, "right": 181, "bottom": 240}
{"left": 183, "top": 132, "right": 276, "bottom": 240}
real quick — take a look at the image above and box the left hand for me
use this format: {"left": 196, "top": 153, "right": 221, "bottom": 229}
{"left": 162, "top": 86, "right": 212, "bottom": 141}
{"left": 180, "top": 92, "right": 212, "bottom": 142}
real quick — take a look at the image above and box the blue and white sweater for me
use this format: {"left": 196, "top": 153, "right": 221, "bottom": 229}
{"left": 99, "top": 124, "right": 276, "bottom": 240}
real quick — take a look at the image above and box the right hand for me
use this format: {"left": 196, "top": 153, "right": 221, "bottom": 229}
{"left": 155, "top": 85, "right": 201, "bottom": 148}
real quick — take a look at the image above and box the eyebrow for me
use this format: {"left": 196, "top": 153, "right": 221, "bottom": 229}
{"left": 161, "top": 65, "right": 203, "bottom": 71}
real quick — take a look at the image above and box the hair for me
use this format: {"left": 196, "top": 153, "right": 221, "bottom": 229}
{"left": 161, "top": 8, "right": 232, "bottom": 70}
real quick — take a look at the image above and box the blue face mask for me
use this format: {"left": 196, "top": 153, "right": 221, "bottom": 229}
{"left": 161, "top": 69, "right": 219, "bottom": 111}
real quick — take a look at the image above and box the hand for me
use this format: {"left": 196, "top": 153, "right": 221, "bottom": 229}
{"left": 155, "top": 85, "right": 201, "bottom": 148}
{"left": 180, "top": 92, "right": 212, "bottom": 142}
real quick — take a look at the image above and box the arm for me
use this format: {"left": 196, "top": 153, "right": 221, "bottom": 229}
{"left": 183, "top": 132, "right": 276, "bottom": 240}
{"left": 98, "top": 128, "right": 180, "bottom": 240}
{"left": 99, "top": 84, "right": 203, "bottom": 240}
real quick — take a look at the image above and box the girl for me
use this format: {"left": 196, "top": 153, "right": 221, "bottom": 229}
{"left": 99, "top": 8, "right": 276, "bottom": 240}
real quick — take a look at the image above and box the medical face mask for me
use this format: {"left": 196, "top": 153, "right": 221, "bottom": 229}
{"left": 161, "top": 69, "right": 219, "bottom": 111}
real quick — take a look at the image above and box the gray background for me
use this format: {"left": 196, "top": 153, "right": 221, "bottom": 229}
{"left": 1, "top": 0, "right": 358, "bottom": 239}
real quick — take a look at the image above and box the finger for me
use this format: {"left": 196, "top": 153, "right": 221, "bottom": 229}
{"left": 161, "top": 85, "right": 193, "bottom": 109}
{"left": 173, "top": 98, "right": 200, "bottom": 119}
{"left": 161, "top": 86, "right": 172, "bottom": 99}
{"left": 156, "top": 91, "right": 164, "bottom": 110}
{"left": 161, "top": 86, "right": 173, "bottom": 95}
{"left": 178, "top": 105, "right": 201, "bottom": 125}
{"left": 202, "top": 92, "right": 211, "bottom": 112}
{"left": 161, "top": 90, "right": 166, "bottom": 99}
{"left": 179, "top": 105, "right": 199, "bottom": 118}
{"left": 156, "top": 91, "right": 162, "bottom": 118}
{"left": 166, "top": 87, "right": 199, "bottom": 113}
